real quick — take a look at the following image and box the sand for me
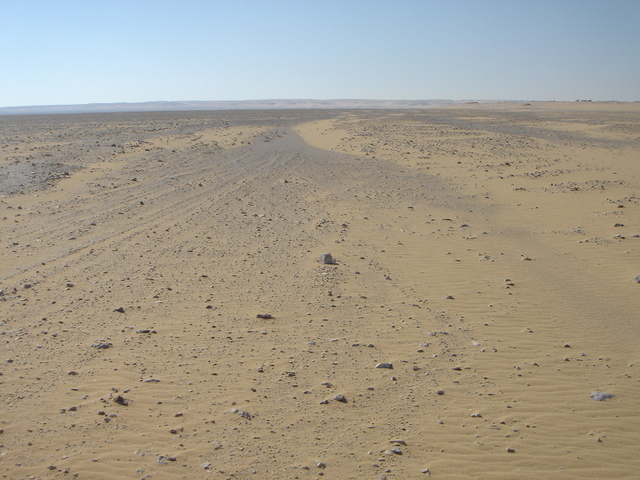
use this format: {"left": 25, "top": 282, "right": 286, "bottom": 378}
{"left": 1, "top": 103, "right": 639, "bottom": 479}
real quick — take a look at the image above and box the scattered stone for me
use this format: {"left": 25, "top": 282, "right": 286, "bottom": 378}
{"left": 202, "top": 462, "right": 212, "bottom": 469}
{"left": 113, "top": 307, "right": 125, "bottom": 313}
{"left": 256, "top": 313, "right": 273, "bottom": 319}
{"left": 113, "top": 395, "right": 129, "bottom": 406}
{"left": 590, "top": 392, "right": 615, "bottom": 401}
{"left": 376, "top": 363, "right": 393, "bottom": 369}
{"left": 444, "top": 295, "right": 454, "bottom": 299}
{"left": 136, "top": 329, "right": 151, "bottom": 333}
{"left": 390, "top": 439, "right": 407, "bottom": 445}
{"left": 635, "top": 275, "right": 640, "bottom": 283}
{"left": 319, "top": 253, "right": 334, "bottom": 264}
{"left": 315, "top": 461, "right": 326, "bottom": 469}
{"left": 143, "top": 378, "right": 160, "bottom": 382}
{"left": 436, "top": 390, "right": 445, "bottom": 396}
{"left": 471, "top": 413, "right": 482, "bottom": 418}
{"left": 91, "top": 342, "right": 111, "bottom": 349}
{"left": 391, "top": 447, "right": 402, "bottom": 455}
{"left": 67, "top": 371, "right": 78, "bottom": 375}
{"left": 333, "top": 394, "right": 347, "bottom": 403}
{"left": 506, "top": 448, "right": 516, "bottom": 453}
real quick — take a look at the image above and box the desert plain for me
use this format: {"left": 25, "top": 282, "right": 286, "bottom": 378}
{"left": 1, "top": 102, "right": 639, "bottom": 479}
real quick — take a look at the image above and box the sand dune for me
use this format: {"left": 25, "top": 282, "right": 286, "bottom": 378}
{"left": 1, "top": 104, "right": 639, "bottom": 479}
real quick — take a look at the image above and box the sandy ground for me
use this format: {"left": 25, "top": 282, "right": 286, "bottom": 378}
{"left": 1, "top": 104, "right": 639, "bottom": 479}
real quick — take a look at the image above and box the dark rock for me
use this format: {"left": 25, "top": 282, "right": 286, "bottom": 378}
{"left": 319, "top": 253, "right": 334, "bottom": 264}
{"left": 113, "top": 307, "right": 125, "bottom": 313}
{"left": 114, "top": 395, "right": 129, "bottom": 406}
{"left": 590, "top": 392, "right": 615, "bottom": 401}
{"left": 256, "top": 313, "right": 273, "bottom": 319}
{"left": 333, "top": 394, "right": 347, "bottom": 403}
{"left": 376, "top": 362, "right": 393, "bottom": 369}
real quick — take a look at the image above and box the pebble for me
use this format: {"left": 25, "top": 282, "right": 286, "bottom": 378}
{"left": 590, "top": 392, "right": 615, "bottom": 401}
{"left": 202, "top": 462, "right": 212, "bottom": 469}
{"left": 91, "top": 342, "right": 111, "bottom": 349}
{"left": 333, "top": 394, "right": 347, "bottom": 403}
{"left": 376, "top": 363, "right": 393, "bottom": 369}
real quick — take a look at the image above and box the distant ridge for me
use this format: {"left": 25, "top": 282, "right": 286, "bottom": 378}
{"left": 0, "top": 99, "right": 474, "bottom": 115}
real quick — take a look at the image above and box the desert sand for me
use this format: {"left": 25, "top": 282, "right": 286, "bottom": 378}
{"left": 1, "top": 103, "right": 639, "bottom": 479}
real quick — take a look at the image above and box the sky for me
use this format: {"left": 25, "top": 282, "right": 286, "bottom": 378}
{"left": 1, "top": 0, "right": 639, "bottom": 107}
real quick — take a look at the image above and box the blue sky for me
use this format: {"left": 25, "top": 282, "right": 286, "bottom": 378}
{"left": 1, "top": 0, "right": 639, "bottom": 107}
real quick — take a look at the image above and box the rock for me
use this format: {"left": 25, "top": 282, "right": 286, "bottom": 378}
{"left": 421, "top": 468, "right": 431, "bottom": 475}
{"left": 590, "top": 392, "right": 615, "bottom": 401}
{"left": 91, "top": 342, "right": 111, "bottom": 349}
{"left": 143, "top": 378, "right": 160, "bottom": 382}
{"left": 375, "top": 362, "right": 393, "bottom": 369}
{"left": 319, "top": 253, "right": 334, "bottom": 264}
{"left": 202, "top": 462, "right": 212, "bottom": 469}
{"left": 256, "top": 313, "right": 273, "bottom": 319}
{"left": 506, "top": 448, "right": 516, "bottom": 453}
{"left": 113, "top": 395, "right": 129, "bottom": 406}
{"left": 436, "top": 390, "right": 445, "bottom": 395}
{"left": 113, "top": 307, "right": 125, "bottom": 313}
{"left": 635, "top": 274, "right": 640, "bottom": 283}
{"left": 315, "top": 461, "right": 326, "bottom": 469}
{"left": 333, "top": 394, "right": 347, "bottom": 403}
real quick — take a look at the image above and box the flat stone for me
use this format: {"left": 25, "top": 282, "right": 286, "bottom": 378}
{"left": 376, "top": 362, "right": 393, "bottom": 369}
{"left": 590, "top": 392, "right": 615, "bottom": 401}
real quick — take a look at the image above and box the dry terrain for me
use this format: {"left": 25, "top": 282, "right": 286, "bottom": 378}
{"left": 1, "top": 103, "right": 639, "bottom": 479}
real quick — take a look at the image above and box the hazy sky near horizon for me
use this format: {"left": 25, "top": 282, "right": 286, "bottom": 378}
{"left": 1, "top": 0, "right": 639, "bottom": 107}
